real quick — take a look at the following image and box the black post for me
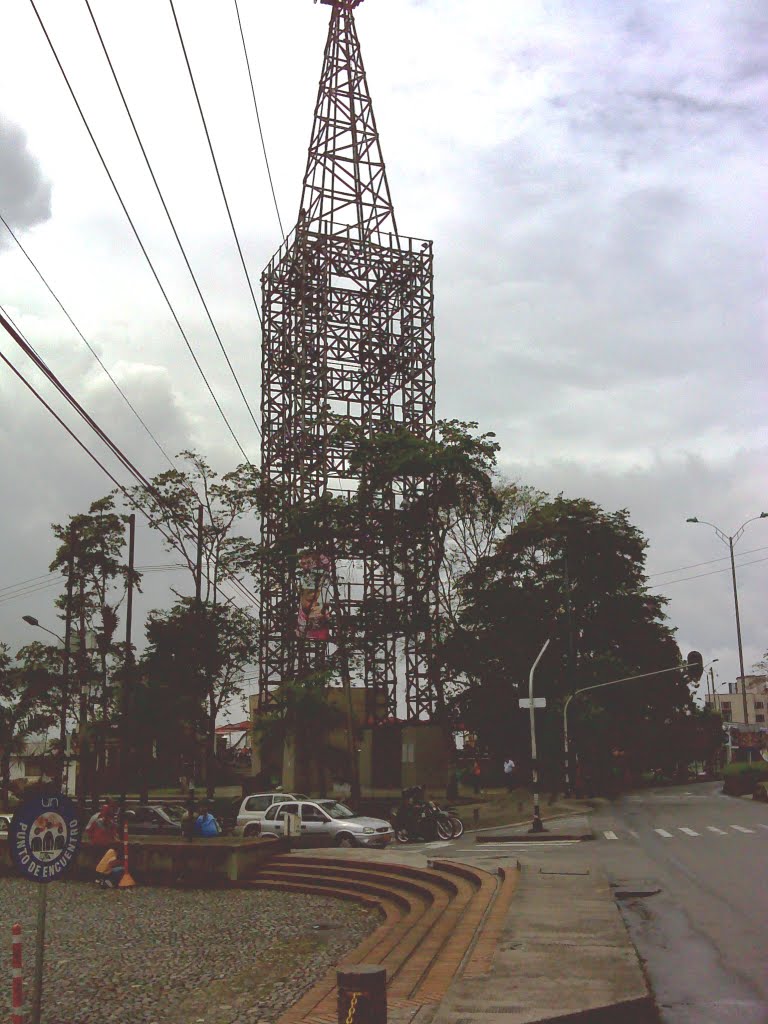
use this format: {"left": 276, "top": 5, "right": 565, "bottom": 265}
{"left": 337, "top": 965, "right": 386, "bottom": 1024}
{"left": 60, "top": 528, "right": 75, "bottom": 789}
{"left": 729, "top": 536, "right": 749, "bottom": 727}
{"left": 195, "top": 503, "right": 204, "bottom": 606}
{"left": 120, "top": 514, "right": 136, "bottom": 812}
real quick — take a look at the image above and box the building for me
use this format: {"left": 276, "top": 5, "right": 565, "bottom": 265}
{"left": 706, "top": 675, "right": 768, "bottom": 724}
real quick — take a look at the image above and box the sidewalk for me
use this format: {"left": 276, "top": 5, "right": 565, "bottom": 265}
{"left": 430, "top": 864, "right": 656, "bottom": 1024}
{"left": 475, "top": 812, "right": 595, "bottom": 843}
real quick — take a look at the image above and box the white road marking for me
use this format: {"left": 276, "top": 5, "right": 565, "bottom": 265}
{"left": 706, "top": 826, "right": 727, "bottom": 835}
{"left": 423, "top": 841, "right": 455, "bottom": 848}
{"left": 679, "top": 828, "right": 700, "bottom": 836}
{"left": 730, "top": 825, "right": 754, "bottom": 834}
{"left": 603, "top": 830, "right": 618, "bottom": 840}
{"left": 758, "top": 824, "right": 768, "bottom": 831}
{"left": 476, "top": 841, "right": 579, "bottom": 848}
{"left": 654, "top": 829, "right": 673, "bottom": 838}
{"left": 628, "top": 829, "right": 639, "bottom": 838}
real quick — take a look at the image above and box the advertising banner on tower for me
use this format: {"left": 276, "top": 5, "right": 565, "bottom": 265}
{"left": 296, "top": 551, "right": 331, "bottom": 641}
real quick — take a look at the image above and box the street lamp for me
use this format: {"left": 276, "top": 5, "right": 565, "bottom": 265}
{"left": 21, "top": 616, "right": 65, "bottom": 646}
{"left": 686, "top": 513, "right": 767, "bottom": 725}
{"left": 563, "top": 658, "right": 718, "bottom": 794}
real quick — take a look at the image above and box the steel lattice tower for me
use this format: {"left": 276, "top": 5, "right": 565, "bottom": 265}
{"left": 258, "top": 0, "right": 439, "bottom": 720}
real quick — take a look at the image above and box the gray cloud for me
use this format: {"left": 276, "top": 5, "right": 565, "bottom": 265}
{"left": 0, "top": 116, "right": 51, "bottom": 239}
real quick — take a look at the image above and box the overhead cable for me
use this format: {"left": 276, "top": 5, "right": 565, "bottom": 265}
{"left": 0, "top": 310, "right": 258, "bottom": 607}
{"left": 233, "top": 0, "right": 285, "bottom": 238}
{"left": 82, "top": 0, "right": 262, "bottom": 439}
{"left": 168, "top": 0, "right": 264, "bottom": 328}
{"left": 0, "top": 213, "right": 175, "bottom": 470}
{"left": 28, "top": 0, "right": 253, "bottom": 465}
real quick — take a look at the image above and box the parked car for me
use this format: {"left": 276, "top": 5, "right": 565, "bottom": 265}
{"left": 259, "top": 799, "right": 394, "bottom": 848}
{"left": 124, "top": 805, "right": 183, "bottom": 836}
{"left": 0, "top": 814, "right": 13, "bottom": 836}
{"left": 235, "top": 792, "right": 309, "bottom": 837}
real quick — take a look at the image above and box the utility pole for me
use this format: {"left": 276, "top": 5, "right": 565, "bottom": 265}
{"left": 120, "top": 514, "right": 136, "bottom": 811}
{"left": 60, "top": 528, "right": 75, "bottom": 789}
{"left": 76, "top": 577, "right": 88, "bottom": 811}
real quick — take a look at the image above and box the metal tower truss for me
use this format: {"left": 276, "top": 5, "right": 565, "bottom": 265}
{"left": 258, "top": 0, "right": 439, "bottom": 721}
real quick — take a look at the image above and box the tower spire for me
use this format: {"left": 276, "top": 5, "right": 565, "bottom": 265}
{"left": 301, "top": 0, "right": 397, "bottom": 240}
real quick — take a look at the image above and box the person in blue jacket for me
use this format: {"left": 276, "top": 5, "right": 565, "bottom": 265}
{"left": 193, "top": 803, "right": 221, "bottom": 838}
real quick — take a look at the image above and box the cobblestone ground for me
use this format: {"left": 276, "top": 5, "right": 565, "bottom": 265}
{"left": 0, "top": 878, "right": 379, "bottom": 1024}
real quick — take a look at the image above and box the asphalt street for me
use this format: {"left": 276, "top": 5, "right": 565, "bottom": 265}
{"left": 393, "top": 783, "right": 768, "bottom": 1024}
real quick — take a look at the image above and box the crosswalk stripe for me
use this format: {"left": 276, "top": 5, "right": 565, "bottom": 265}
{"left": 654, "top": 829, "right": 673, "bottom": 838}
{"left": 759, "top": 824, "right": 768, "bottom": 831}
{"left": 628, "top": 829, "right": 639, "bottom": 838}
{"left": 730, "top": 825, "right": 754, "bottom": 834}
{"left": 603, "top": 830, "right": 618, "bottom": 840}
{"left": 706, "top": 826, "right": 727, "bottom": 835}
{"left": 679, "top": 827, "right": 700, "bottom": 836}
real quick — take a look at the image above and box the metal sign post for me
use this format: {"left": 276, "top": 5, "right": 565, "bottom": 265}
{"left": 9, "top": 794, "right": 82, "bottom": 1024}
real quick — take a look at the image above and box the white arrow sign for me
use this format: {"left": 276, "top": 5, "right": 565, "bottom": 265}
{"left": 519, "top": 697, "right": 546, "bottom": 709}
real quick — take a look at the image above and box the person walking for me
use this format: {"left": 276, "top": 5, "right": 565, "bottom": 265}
{"left": 471, "top": 760, "right": 482, "bottom": 796}
{"left": 503, "top": 757, "right": 516, "bottom": 791}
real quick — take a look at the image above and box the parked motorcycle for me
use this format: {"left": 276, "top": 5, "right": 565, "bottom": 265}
{"left": 392, "top": 798, "right": 455, "bottom": 843}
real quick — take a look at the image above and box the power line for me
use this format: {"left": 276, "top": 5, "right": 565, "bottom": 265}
{"left": 82, "top": 0, "right": 262, "bottom": 440}
{"left": 233, "top": 0, "right": 285, "bottom": 239}
{"left": 647, "top": 545, "right": 768, "bottom": 579}
{"left": 28, "top": 0, "right": 253, "bottom": 465}
{"left": 647, "top": 555, "right": 768, "bottom": 589}
{"left": 0, "top": 309, "right": 259, "bottom": 608}
{"left": 0, "top": 213, "right": 176, "bottom": 470}
{"left": 168, "top": 0, "right": 264, "bottom": 328}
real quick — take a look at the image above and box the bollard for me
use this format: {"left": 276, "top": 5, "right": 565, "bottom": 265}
{"left": 118, "top": 818, "right": 136, "bottom": 888}
{"left": 472, "top": 808, "right": 479, "bottom": 830}
{"left": 337, "top": 965, "right": 386, "bottom": 1023}
{"left": 11, "top": 923, "right": 23, "bottom": 1024}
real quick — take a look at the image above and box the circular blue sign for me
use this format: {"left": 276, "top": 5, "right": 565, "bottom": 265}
{"left": 9, "top": 794, "right": 82, "bottom": 883}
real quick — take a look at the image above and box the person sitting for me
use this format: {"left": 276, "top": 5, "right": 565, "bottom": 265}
{"left": 94, "top": 848, "right": 125, "bottom": 889}
{"left": 193, "top": 804, "right": 221, "bottom": 838}
{"left": 85, "top": 803, "right": 118, "bottom": 847}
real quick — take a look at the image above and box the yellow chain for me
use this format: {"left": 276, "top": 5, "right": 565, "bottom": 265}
{"left": 345, "top": 990, "right": 362, "bottom": 1024}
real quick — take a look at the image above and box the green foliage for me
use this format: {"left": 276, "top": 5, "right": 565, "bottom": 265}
{"left": 0, "top": 645, "right": 58, "bottom": 809}
{"left": 445, "top": 495, "right": 688, "bottom": 775}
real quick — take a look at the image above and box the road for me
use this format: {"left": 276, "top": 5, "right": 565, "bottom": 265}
{"left": 393, "top": 783, "right": 768, "bottom": 1023}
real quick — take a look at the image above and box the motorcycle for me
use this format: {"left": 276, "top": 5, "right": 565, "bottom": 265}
{"left": 392, "top": 799, "right": 455, "bottom": 843}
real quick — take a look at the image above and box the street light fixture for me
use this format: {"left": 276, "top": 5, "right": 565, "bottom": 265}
{"left": 563, "top": 658, "right": 719, "bottom": 794}
{"left": 21, "top": 615, "right": 65, "bottom": 646}
{"left": 686, "top": 513, "right": 767, "bottom": 725}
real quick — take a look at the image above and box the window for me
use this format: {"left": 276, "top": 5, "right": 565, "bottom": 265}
{"left": 756, "top": 714, "right": 765, "bottom": 723}
{"left": 722, "top": 710, "right": 732, "bottom": 722}
{"left": 755, "top": 702, "right": 764, "bottom": 710}
{"left": 317, "top": 801, "right": 355, "bottom": 819}
{"left": 264, "top": 805, "right": 280, "bottom": 821}
{"left": 276, "top": 803, "right": 298, "bottom": 818}
{"left": 301, "top": 804, "right": 329, "bottom": 822}
{"left": 721, "top": 701, "right": 731, "bottom": 710}
{"left": 245, "top": 796, "right": 272, "bottom": 812}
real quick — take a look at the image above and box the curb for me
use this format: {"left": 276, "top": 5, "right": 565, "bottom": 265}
{"left": 476, "top": 832, "right": 594, "bottom": 843}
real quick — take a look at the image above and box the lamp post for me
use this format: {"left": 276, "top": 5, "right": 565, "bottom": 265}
{"left": 563, "top": 658, "right": 718, "bottom": 793}
{"left": 22, "top": 616, "right": 70, "bottom": 790}
{"left": 686, "top": 513, "right": 767, "bottom": 725}
{"left": 527, "top": 639, "right": 550, "bottom": 833}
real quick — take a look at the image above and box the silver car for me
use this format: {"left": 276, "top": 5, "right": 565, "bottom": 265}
{"left": 260, "top": 800, "right": 394, "bottom": 848}
{"left": 235, "top": 792, "right": 310, "bottom": 837}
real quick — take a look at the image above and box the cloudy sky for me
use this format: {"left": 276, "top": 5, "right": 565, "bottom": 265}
{"left": 0, "top": 0, "right": 766, "bottom": 713}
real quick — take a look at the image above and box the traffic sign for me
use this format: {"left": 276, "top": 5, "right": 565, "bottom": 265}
{"left": 519, "top": 697, "right": 546, "bottom": 709}
{"left": 9, "top": 794, "right": 82, "bottom": 884}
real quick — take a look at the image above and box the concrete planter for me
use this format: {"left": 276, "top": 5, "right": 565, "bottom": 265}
{"left": 0, "top": 834, "right": 287, "bottom": 886}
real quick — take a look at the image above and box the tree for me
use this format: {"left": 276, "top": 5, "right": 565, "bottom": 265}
{"left": 139, "top": 599, "right": 259, "bottom": 796}
{"left": 0, "top": 645, "right": 57, "bottom": 810}
{"left": 121, "top": 450, "right": 263, "bottom": 602}
{"left": 445, "top": 496, "right": 688, "bottom": 781}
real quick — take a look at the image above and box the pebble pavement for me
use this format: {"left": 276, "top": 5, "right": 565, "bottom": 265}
{"left": 0, "top": 878, "right": 379, "bottom": 1024}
